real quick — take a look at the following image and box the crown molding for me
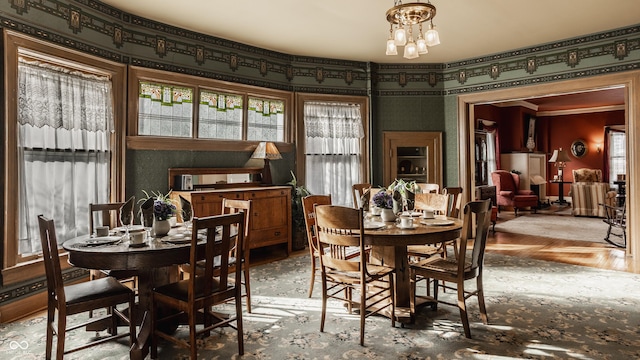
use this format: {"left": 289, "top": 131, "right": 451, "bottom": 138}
{"left": 537, "top": 104, "right": 625, "bottom": 117}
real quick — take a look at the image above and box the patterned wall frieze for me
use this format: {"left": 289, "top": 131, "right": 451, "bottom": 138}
{"left": 443, "top": 25, "right": 640, "bottom": 92}
{"left": 445, "top": 62, "right": 640, "bottom": 96}
{"left": 1, "top": 0, "right": 370, "bottom": 96}
{"left": 0, "top": 268, "right": 88, "bottom": 306}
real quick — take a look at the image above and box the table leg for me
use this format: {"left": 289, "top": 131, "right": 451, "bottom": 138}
{"left": 370, "top": 246, "right": 413, "bottom": 323}
{"left": 130, "top": 266, "right": 178, "bottom": 360}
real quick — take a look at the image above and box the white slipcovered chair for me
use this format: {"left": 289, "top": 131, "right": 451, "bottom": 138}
{"left": 569, "top": 168, "right": 616, "bottom": 218}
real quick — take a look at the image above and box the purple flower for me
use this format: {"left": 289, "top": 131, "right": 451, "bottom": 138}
{"left": 372, "top": 190, "right": 393, "bottom": 209}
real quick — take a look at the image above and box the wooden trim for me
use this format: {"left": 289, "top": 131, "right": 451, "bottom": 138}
{"left": 294, "top": 93, "right": 370, "bottom": 186}
{"left": 1, "top": 252, "right": 72, "bottom": 286}
{"left": 126, "top": 136, "right": 294, "bottom": 153}
{"left": 168, "top": 167, "right": 263, "bottom": 189}
{"left": 458, "top": 71, "right": 639, "bottom": 259}
{"left": 127, "top": 65, "right": 294, "bottom": 143}
{"left": 2, "top": 30, "right": 127, "bottom": 271}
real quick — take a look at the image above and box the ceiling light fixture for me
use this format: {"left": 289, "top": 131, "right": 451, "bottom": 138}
{"left": 385, "top": 1, "right": 440, "bottom": 59}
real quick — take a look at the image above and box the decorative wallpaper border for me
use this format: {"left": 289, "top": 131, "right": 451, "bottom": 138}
{"left": 2, "top": 0, "right": 638, "bottom": 98}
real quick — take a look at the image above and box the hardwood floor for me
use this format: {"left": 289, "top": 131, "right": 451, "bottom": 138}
{"left": 488, "top": 210, "right": 640, "bottom": 274}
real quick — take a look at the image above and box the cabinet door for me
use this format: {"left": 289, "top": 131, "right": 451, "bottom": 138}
{"left": 383, "top": 131, "right": 443, "bottom": 186}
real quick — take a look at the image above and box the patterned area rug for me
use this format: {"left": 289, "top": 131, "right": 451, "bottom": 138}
{"left": 2, "top": 252, "right": 639, "bottom": 359}
{"left": 495, "top": 213, "right": 608, "bottom": 243}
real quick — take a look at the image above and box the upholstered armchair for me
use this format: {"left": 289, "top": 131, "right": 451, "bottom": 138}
{"left": 491, "top": 170, "right": 538, "bottom": 216}
{"left": 569, "top": 168, "right": 616, "bottom": 217}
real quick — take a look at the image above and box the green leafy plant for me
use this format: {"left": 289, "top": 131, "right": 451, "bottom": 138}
{"left": 138, "top": 190, "right": 176, "bottom": 220}
{"left": 286, "top": 171, "right": 311, "bottom": 233}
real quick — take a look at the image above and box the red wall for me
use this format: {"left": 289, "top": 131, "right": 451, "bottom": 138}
{"left": 475, "top": 106, "right": 624, "bottom": 197}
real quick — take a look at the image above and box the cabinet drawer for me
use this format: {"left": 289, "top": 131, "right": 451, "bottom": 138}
{"left": 244, "top": 189, "right": 289, "bottom": 199}
{"left": 250, "top": 226, "right": 289, "bottom": 249}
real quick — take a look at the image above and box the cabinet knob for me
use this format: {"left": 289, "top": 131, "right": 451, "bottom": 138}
{"left": 274, "top": 231, "right": 281, "bottom": 236}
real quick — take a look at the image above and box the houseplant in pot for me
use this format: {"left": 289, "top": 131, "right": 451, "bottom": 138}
{"left": 287, "top": 171, "right": 311, "bottom": 251}
{"left": 138, "top": 190, "right": 176, "bottom": 237}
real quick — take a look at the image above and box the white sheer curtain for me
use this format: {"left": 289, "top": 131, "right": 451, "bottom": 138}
{"left": 304, "top": 102, "right": 364, "bottom": 206}
{"left": 17, "top": 59, "right": 113, "bottom": 255}
{"left": 486, "top": 131, "right": 497, "bottom": 185}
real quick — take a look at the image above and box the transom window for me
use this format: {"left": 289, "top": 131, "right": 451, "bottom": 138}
{"left": 131, "top": 66, "right": 290, "bottom": 143}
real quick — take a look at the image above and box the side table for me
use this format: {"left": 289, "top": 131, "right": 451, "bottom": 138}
{"left": 550, "top": 180, "right": 571, "bottom": 205}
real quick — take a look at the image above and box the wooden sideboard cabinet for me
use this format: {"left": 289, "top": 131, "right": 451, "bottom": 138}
{"left": 172, "top": 186, "right": 292, "bottom": 255}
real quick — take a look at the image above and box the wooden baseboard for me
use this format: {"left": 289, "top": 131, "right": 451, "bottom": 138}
{"left": 0, "top": 290, "right": 47, "bottom": 323}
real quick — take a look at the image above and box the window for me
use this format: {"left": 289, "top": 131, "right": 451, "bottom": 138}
{"left": 129, "top": 67, "right": 291, "bottom": 147}
{"left": 303, "top": 102, "right": 366, "bottom": 206}
{"left": 138, "top": 82, "right": 194, "bottom": 137}
{"left": 3, "top": 31, "right": 125, "bottom": 282}
{"left": 17, "top": 58, "right": 113, "bottom": 256}
{"left": 608, "top": 129, "right": 626, "bottom": 186}
{"left": 198, "top": 91, "right": 243, "bottom": 140}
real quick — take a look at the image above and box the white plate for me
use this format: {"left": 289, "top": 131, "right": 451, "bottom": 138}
{"left": 113, "top": 225, "right": 145, "bottom": 233}
{"left": 84, "top": 236, "right": 122, "bottom": 246}
{"left": 364, "top": 221, "right": 386, "bottom": 230}
{"left": 396, "top": 223, "right": 419, "bottom": 229}
{"left": 420, "top": 219, "right": 455, "bottom": 226}
{"left": 161, "top": 233, "right": 191, "bottom": 244}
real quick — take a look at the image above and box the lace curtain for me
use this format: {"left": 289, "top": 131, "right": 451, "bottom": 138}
{"left": 304, "top": 102, "right": 364, "bottom": 206}
{"left": 17, "top": 58, "right": 113, "bottom": 255}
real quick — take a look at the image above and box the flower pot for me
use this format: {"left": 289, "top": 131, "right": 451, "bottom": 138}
{"left": 153, "top": 218, "right": 171, "bottom": 237}
{"left": 380, "top": 208, "right": 396, "bottom": 222}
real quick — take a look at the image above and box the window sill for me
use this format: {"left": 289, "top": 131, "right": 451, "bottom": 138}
{"left": 1, "top": 252, "right": 72, "bottom": 286}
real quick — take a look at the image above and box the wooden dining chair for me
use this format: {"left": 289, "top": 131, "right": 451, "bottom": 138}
{"left": 407, "top": 192, "right": 451, "bottom": 260}
{"left": 151, "top": 212, "right": 245, "bottom": 359}
{"left": 301, "top": 194, "right": 332, "bottom": 298}
{"left": 221, "top": 198, "right": 252, "bottom": 312}
{"left": 38, "top": 215, "right": 136, "bottom": 360}
{"left": 351, "top": 183, "right": 371, "bottom": 209}
{"left": 409, "top": 199, "right": 492, "bottom": 339}
{"left": 88, "top": 201, "right": 137, "bottom": 288}
{"left": 443, "top": 186, "right": 463, "bottom": 218}
{"left": 314, "top": 205, "right": 395, "bottom": 346}
{"left": 416, "top": 183, "right": 440, "bottom": 194}
{"left": 179, "top": 199, "right": 253, "bottom": 312}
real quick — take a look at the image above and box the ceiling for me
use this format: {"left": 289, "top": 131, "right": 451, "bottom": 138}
{"left": 99, "top": 0, "right": 638, "bottom": 110}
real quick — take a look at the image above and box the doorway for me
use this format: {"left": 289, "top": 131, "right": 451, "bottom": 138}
{"left": 457, "top": 71, "right": 639, "bottom": 259}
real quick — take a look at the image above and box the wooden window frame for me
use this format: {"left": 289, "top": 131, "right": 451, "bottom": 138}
{"left": 1, "top": 30, "right": 127, "bottom": 285}
{"left": 127, "top": 66, "right": 294, "bottom": 153}
{"left": 294, "top": 92, "right": 370, "bottom": 186}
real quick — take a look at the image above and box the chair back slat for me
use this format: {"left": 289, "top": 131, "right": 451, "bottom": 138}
{"left": 443, "top": 187, "right": 463, "bottom": 218}
{"left": 89, "top": 202, "right": 124, "bottom": 234}
{"left": 314, "top": 205, "right": 364, "bottom": 272}
{"left": 352, "top": 183, "right": 371, "bottom": 208}
{"left": 38, "top": 215, "right": 66, "bottom": 306}
{"left": 414, "top": 193, "right": 449, "bottom": 215}
{"left": 457, "top": 199, "right": 492, "bottom": 273}
{"left": 189, "top": 212, "right": 245, "bottom": 301}
{"left": 302, "top": 195, "right": 332, "bottom": 253}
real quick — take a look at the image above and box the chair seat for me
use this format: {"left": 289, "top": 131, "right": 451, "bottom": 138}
{"left": 412, "top": 257, "right": 474, "bottom": 280}
{"left": 325, "top": 264, "right": 394, "bottom": 284}
{"left": 407, "top": 244, "right": 443, "bottom": 258}
{"left": 66, "top": 276, "right": 133, "bottom": 305}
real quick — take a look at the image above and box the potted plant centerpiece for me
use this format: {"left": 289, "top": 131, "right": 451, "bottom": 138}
{"left": 139, "top": 190, "right": 176, "bottom": 237}
{"left": 287, "top": 171, "right": 311, "bottom": 251}
{"left": 372, "top": 189, "right": 396, "bottom": 222}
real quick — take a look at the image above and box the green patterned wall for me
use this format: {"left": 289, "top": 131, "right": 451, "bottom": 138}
{"left": 0, "top": 0, "right": 639, "bottom": 188}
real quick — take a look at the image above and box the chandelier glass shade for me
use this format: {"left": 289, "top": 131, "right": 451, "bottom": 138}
{"left": 385, "top": 1, "right": 439, "bottom": 59}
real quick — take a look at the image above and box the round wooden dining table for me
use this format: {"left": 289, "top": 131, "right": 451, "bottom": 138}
{"left": 63, "top": 227, "right": 204, "bottom": 360}
{"left": 363, "top": 216, "right": 463, "bottom": 324}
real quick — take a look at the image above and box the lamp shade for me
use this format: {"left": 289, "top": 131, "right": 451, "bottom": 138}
{"left": 251, "top": 142, "right": 282, "bottom": 160}
{"left": 548, "top": 148, "right": 571, "bottom": 163}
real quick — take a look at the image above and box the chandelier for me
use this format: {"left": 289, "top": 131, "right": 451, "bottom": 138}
{"left": 385, "top": 1, "right": 440, "bottom": 59}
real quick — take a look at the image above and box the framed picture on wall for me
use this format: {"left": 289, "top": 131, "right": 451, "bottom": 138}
{"left": 571, "top": 139, "right": 588, "bottom": 158}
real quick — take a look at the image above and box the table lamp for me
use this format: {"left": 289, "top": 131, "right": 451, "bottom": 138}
{"left": 548, "top": 148, "right": 571, "bottom": 180}
{"left": 251, "top": 141, "right": 282, "bottom": 185}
